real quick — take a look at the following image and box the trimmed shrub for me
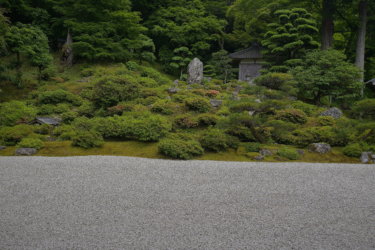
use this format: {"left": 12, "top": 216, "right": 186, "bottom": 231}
{"left": 200, "top": 129, "right": 240, "bottom": 152}
{"left": 291, "top": 101, "right": 319, "bottom": 116}
{"left": 342, "top": 143, "right": 363, "bottom": 158}
{"left": 127, "top": 115, "right": 172, "bottom": 142}
{"left": 352, "top": 99, "right": 375, "bottom": 119}
{"left": 255, "top": 72, "right": 294, "bottom": 90}
{"left": 159, "top": 139, "right": 204, "bottom": 160}
{"left": 291, "top": 126, "right": 337, "bottom": 146}
{"left": 0, "top": 125, "right": 35, "bottom": 146}
{"left": 245, "top": 142, "right": 261, "bottom": 152}
{"left": 0, "top": 101, "right": 37, "bottom": 126}
{"left": 317, "top": 116, "right": 336, "bottom": 126}
{"left": 174, "top": 115, "right": 199, "bottom": 129}
{"left": 72, "top": 130, "right": 104, "bottom": 149}
{"left": 61, "top": 111, "right": 79, "bottom": 124}
{"left": 151, "top": 100, "right": 175, "bottom": 115}
{"left": 37, "top": 89, "right": 82, "bottom": 106}
{"left": 185, "top": 97, "right": 211, "bottom": 113}
{"left": 277, "top": 148, "right": 300, "bottom": 160}
{"left": 34, "top": 124, "right": 51, "bottom": 135}
{"left": 92, "top": 75, "right": 141, "bottom": 108}
{"left": 229, "top": 101, "right": 257, "bottom": 113}
{"left": 197, "top": 114, "right": 220, "bottom": 127}
{"left": 275, "top": 109, "right": 307, "bottom": 124}
{"left": 264, "top": 120, "right": 297, "bottom": 144}
{"left": 53, "top": 125, "right": 76, "bottom": 141}
{"left": 17, "top": 138, "right": 44, "bottom": 150}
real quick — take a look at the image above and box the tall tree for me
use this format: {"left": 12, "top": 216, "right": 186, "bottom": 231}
{"left": 321, "top": 0, "right": 335, "bottom": 49}
{"left": 355, "top": 0, "right": 368, "bottom": 85}
{"left": 52, "top": 0, "right": 149, "bottom": 62}
{"left": 262, "top": 8, "right": 320, "bottom": 72}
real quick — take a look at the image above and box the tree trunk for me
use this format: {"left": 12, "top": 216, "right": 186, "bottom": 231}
{"left": 321, "top": 0, "right": 335, "bottom": 50}
{"left": 355, "top": 0, "right": 367, "bottom": 93}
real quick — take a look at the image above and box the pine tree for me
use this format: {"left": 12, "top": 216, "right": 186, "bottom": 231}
{"left": 262, "top": 8, "right": 320, "bottom": 72}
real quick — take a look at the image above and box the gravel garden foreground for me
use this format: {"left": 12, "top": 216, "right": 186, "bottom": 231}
{"left": 0, "top": 156, "right": 374, "bottom": 249}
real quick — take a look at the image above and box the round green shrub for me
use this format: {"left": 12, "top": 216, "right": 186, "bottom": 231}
{"left": 151, "top": 101, "right": 175, "bottom": 115}
{"left": 0, "top": 101, "right": 37, "bottom": 126}
{"left": 174, "top": 115, "right": 199, "bottom": 129}
{"left": 342, "top": 143, "right": 363, "bottom": 158}
{"left": 17, "top": 138, "right": 44, "bottom": 150}
{"left": 352, "top": 99, "right": 375, "bottom": 119}
{"left": 61, "top": 111, "right": 79, "bottom": 124}
{"left": 159, "top": 139, "right": 204, "bottom": 160}
{"left": 185, "top": 97, "right": 211, "bottom": 113}
{"left": 277, "top": 148, "right": 300, "bottom": 160}
{"left": 37, "top": 89, "right": 82, "bottom": 106}
{"left": 200, "top": 129, "right": 240, "bottom": 152}
{"left": 0, "top": 125, "right": 35, "bottom": 146}
{"left": 34, "top": 124, "right": 51, "bottom": 135}
{"left": 275, "top": 108, "right": 307, "bottom": 124}
{"left": 245, "top": 142, "right": 261, "bottom": 152}
{"left": 197, "top": 114, "right": 219, "bottom": 126}
{"left": 254, "top": 72, "right": 294, "bottom": 90}
{"left": 92, "top": 75, "right": 141, "bottom": 108}
{"left": 72, "top": 130, "right": 104, "bottom": 149}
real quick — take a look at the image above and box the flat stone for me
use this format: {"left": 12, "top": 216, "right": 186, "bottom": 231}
{"left": 210, "top": 99, "right": 223, "bottom": 108}
{"left": 309, "top": 143, "right": 331, "bottom": 154}
{"left": 320, "top": 107, "right": 343, "bottom": 119}
{"left": 253, "top": 155, "right": 264, "bottom": 161}
{"left": 168, "top": 87, "right": 180, "bottom": 94}
{"left": 260, "top": 149, "right": 273, "bottom": 156}
{"left": 297, "top": 149, "right": 305, "bottom": 155}
{"left": 0, "top": 146, "right": 6, "bottom": 150}
{"left": 15, "top": 148, "right": 37, "bottom": 156}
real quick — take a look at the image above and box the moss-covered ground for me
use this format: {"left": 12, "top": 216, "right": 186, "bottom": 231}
{"left": 0, "top": 141, "right": 359, "bottom": 163}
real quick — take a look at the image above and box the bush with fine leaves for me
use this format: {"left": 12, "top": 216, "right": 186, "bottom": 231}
{"left": 17, "top": 138, "right": 44, "bottom": 150}
{"left": 72, "top": 130, "right": 104, "bottom": 149}
{"left": 0, "top": 101, "right": 37, "bottom": 126}
{"left": 185, "top": 97, "right": 211, "bottom": 113}
{"left": 159, "top": 139, "right": 204, "bottom": 160}
{"left": 200, "top": 129, "right": 240, "bottom": 152}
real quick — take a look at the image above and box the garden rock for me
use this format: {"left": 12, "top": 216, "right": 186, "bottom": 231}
{"left": 187, "top": 58, "right": 204, "bottom": 84}
{"left": 15, "top": 148, "right": 38, "bottom": 156}
{"left": 297, "top": 149, "right": 305, "bottom": 155}
{"left": 210, "top": 99, "right": 223, "bottom": 108}
{"left": 260, "top": 149, "right": 273, "bottom": 156}
{"left": 360, "top": 152, "right": 373, "bottom": 164}
{"left": 309, "top": 143, "right": 331, "bottom": 154}
{"left": 0, "top": 146, "right": 6, "bottom": 150}
{"left": 320, "top": 107, "right": 343, "bottom": 119}
{"left": 253, "top": 155, "right": 264, "bottom": 161}
{"left": 168, "top": 87, "right": 180, "bottom": 94}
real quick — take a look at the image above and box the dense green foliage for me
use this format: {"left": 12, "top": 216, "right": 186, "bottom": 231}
{"left": 0, "top": 0, "right": 374, "bottom": 161}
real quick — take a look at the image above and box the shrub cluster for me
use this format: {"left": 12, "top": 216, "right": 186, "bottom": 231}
{"left": 72, "top": 130, "right": 104, "bottom": 149}
{"left": 185, "top": 97, "right": 211, "bottom": 113}
{"left": 275, "top": 108, "right": 307, "bottom": 124}
{"left": 37, "top": 89, "right": 82, "bottom": 106}
{"left": 17, "top": 138, "right": 44, "bottom": 150}
{"left": 277, "top": 148, "right": 300, "bottom": 160}
{"left": 0, "top": 101, "right": 37, "bottom": 126}
{"left": 159, "top": 139, "right": 204, "bottom": 160}
{"left": 200, "top": 129, "right": 239, "bottom": 152}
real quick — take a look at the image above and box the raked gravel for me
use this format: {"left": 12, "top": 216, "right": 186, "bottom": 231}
{"left": 0, "top": 156, "right": 374, "bottom": 249}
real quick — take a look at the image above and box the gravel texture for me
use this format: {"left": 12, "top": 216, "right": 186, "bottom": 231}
{"left": 0, "top": 156, "right": 374, "bottom": 249}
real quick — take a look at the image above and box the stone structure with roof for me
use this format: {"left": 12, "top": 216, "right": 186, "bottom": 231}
{"left": 229, "top": 43, "right": 263, "bottom": 83}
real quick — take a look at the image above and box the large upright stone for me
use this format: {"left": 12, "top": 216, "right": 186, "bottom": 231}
{"left": 187, "top": 58, "right": 204, "bottom": 84}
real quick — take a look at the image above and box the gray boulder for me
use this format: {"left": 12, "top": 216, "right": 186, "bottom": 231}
{"left": 168, "top": 87, "right": 180, "bottom": 94}
{"left": 210, "top": 99, "right": 223, "bottom": 108}
{"left": 253, "top": 155, "right": 264, "bottom": 161}
{"left": 309, "top": 143, "right": 331, "bottom": 154}
{"left": 320, "top": 107, "right": 343, "bottom": 119}
{"left": 187, "top": 58, "right": 204, "bottom": 84}
{"left": 15, "top": 148, "right": 38, "bottom": 156}
{"left": 0, "top": 146, "right": 6, "bottom": 150}
{"left": 260, "top": 149, "right": 273, "bottom": 156}
{"left": 360, "top": 152, "right": 374, "bottom": 164}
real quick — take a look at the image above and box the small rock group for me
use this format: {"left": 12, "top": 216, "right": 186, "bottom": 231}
{"left": 360, "top": 152, "right": 375, "bottom": 164}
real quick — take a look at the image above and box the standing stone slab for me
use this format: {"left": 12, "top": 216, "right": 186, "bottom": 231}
{"left": 187, "top": 58, "right": 204, "bottom": 84}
